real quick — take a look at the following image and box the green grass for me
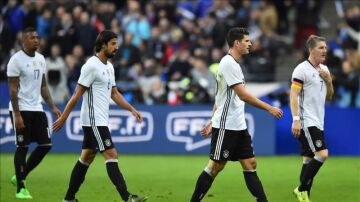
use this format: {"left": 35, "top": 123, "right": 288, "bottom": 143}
{"left": 0, "top": 154, "right": 359, "bottom": 202}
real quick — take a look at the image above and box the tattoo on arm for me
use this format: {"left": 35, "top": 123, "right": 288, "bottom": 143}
{"left": 8, "top": 77, "right": 20, "bottom": 114}
{"left": 41, "top": 75, "right": 56, "bottom": 109}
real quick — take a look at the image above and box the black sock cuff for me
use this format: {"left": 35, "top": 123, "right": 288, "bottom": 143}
{"left": 243, "top": 170, "right": 257, "bottom": 175}
{"left": 201, "top": 171, "right": 214, "bottom": 181}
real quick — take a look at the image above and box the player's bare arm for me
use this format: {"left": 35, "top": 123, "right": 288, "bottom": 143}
{"left": 53, "top": 84, "right": 87, "bottom": 132}
{"left": 8, "top": 76, "right": 25, "bottom": 132}
{"left": 233, "top": 83, "right": 283, "bottom": 119}
{"left": 319, "top": 69, "right": 334, "bottom": 101}
{"left": 289, "top": 86, "right": 301, "bottom": 137}
{"left": 40, "top": 75, "right": 61, "bottom": 117}
{"left": 200, "top": 104, "right": 217, "bottom": 137}
{"left": 111, "top": 86, "right": 143, "bottom": 123}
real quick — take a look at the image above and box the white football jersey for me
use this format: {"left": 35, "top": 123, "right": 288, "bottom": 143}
{"left": 212, "top": 54, "right": 247, "bottom": 130}
{"left": 7, "top": 50, "right": 46, "bottom": 111}
{"left": 292, "top": 60, "right": 329, "bottom": 130}
{"left": 78, "top": 56, "right": 116, "bottom": 126}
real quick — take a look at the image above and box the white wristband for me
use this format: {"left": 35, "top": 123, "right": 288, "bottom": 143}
{"left": 293, "top": 116, "right": 300, "bottom": 121}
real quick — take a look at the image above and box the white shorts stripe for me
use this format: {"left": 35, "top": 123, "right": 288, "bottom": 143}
{"left": 304, "top": 127, "right": 316, "bottom": 152}
{"left": 92, "top": 126, "right": 104, "bottom": 151}
{"left": 214, "top": 128, "right": 225, "bottom": 160}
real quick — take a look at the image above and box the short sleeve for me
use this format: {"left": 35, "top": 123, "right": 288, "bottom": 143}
{"left": 78, "top": 64, "right": 96, "bottom": 87}
{"left": 292, "top": 66, "right": 305, "bottom": 84}
{"left": 7, "top": 57, "right": 20, "bottom": 77}
{"left": 221, "top": 59, "right": 244, "bottom": 87}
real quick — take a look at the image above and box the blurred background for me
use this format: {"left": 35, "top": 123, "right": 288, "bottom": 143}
{"left": 0, "top": 0, "right": 359, "bottom": 156}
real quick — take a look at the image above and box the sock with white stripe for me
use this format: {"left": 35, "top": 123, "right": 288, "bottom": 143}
{"left": 105, "top": 160, "right": 130, "bottom": 201}
{"left": 14, "top": 146, "right": 28, "bottom": 193}
{"left": 298, "top": 157, "right": 323, "bottom": 192}
{"left": 243, "top": 170, "right": 268, "bottom": 202}
{"left": 24, "top": 145, "right": 51, "bottom": 179}
{"left": 64, "top": 159, "right": 89, "bottom": 200}
{"left": 190, "top": 167, "right": 214, "bottom": 202}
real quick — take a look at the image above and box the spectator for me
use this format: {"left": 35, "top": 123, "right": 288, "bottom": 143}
{"left": 46, "top": 44, "right": 70, "bottom": 103}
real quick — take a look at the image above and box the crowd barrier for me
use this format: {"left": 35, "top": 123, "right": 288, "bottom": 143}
{"left": 0, "top": 104, "right": 276, "bottom": 155}
{"left": 0, "top": 103, "right": 358, "bottom": 155}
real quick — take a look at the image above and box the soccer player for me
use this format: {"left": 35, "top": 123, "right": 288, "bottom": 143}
{"left": 7, "top": 27, "right": 62, "bottom": 199}
{"left": 290, "top": 35, "right": 334, "bottom": 202}
{"left": 190, "top": 27, "right": 283, "bottom": 202}
{"left": 52, "top": 30, "right": 147, "bottom": 202}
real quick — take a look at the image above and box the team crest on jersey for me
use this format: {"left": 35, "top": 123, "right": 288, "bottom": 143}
{"left": 32, "top": 61, "right": 37, "bottom": 67}
{"left": 223, "top": 150, "right": 229, "bottom": 158}
{"left": 315, "top": 140, "right": 322, "bottom": 148}
{"left": 104, "top": 139, "right": 111, "bottom": 147}
{"left": 17, "top": 135, "right": 24, "bottom": 142}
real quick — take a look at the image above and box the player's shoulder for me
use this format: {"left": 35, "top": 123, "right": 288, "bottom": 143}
{"left": 293, "top": 60, "right": 309, "bottom": 71}
{"left": 9, "top": 50, "right": 24, "bottom": 60}
{"left": 35, "top": 51, "right": 45, "bottom": 60}
{"left": 219, "top": 55, "right": 237, "bottom": 71}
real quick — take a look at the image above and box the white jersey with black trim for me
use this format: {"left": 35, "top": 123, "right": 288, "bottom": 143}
{"left": 292, "top": 60, "right": 329, "bottom": 130}
{"left": 212, "top": 54, "right": 247, "bottom": 131}
{"left": 7, "top": 50, "right": 46, "bottom": 112}
{"left": 78, "top": 56, "right": 116, "bottom": 126}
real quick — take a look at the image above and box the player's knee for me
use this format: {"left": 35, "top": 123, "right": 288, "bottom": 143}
{"left": 208, "top": 163, "right": 225, "bottom": 176}
{"left": 316, "top": 154, "right": 328, "bottom": 162}
{"left": 102, "top": 148, "right": 118, "bottom": 159}
{"left": 81, "top": 153, "right": 96, "bottom": 164}
{"left": 242, "top": 158, "right": 257, "bottom": 170}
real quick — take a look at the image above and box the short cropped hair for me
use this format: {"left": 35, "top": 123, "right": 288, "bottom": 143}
{"left": 94, "top": 30, "right": 117, "bottom": 52}
{"left": 306, "top": 35, "right": 326, "bottom": 50}
{"left": 226, "top": 27, "right": 249, "bottom": 47}
{"left": 22, "top": 27, "right": 36, "bottom": 38}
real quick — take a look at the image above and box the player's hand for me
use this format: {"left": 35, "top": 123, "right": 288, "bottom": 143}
{"left": 268, "top": 106, "right": 283, "bottom": 119}
{"left": 319, "top": 69, "right": 332, "bottom": 83}
{"left": 292, "top": 120, "right": 301, "bottom": 137}
{"left": 131, "top": 109, "right": 143, "bottom": 123}
{"left": 52, "top": 116, "right": 65, "bottom": 132}
{"left": 14, "top": 113, "right": 25, "bottom": 133}
{"left": 52, "top": 107, "right": 62, "bottom": 118}
{"left": 200, "top": 121, "right": 212, "bottom": 137}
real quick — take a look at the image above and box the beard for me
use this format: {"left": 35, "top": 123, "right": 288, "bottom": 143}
{"left": 105, "top": 50, "right": 117, "bottom": 58}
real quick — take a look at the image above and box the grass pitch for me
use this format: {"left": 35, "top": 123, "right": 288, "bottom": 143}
{"left": 0, "top": 154, "right": 359, "bottom": 202}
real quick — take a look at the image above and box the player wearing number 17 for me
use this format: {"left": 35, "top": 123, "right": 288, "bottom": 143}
{"left": 7, "top": 27, "right": 62, "bottom": 199}
{"left": 290, "top": 35, "right": 334, "bottom": 202}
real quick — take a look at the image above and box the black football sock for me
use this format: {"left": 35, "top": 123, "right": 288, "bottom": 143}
{"left": 105, "top": 160, "right": 130, "bottom": 201}
{"left": 64, "top": 159, "right": 89, "bottom": 200}
{"left": 14, "top": 146, "right": 28, "bottom": 192}
{"left": 243, "top": 170, "right": 268, "bottom": 202}
{"left": 299, "top": 157, "right": 323, "bottom": 192}
{"left": 299, "top": 160, "right": 313, "bottom": 196}
{"left": 24, "top": 145, "right": 51, "bottom": 178}
{"left": 190, "top": 167, "right": 214, "bottom": 202}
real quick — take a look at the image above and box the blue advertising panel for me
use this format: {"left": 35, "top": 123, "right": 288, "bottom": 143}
{"left": 276, "top": 106, "right": 360, "bottom": 156}
{"left": 0, "top": 104, "right": 276, "bottom": 155}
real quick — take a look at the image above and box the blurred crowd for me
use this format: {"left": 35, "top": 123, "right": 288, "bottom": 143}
{"left": 0, "top": 0, "right": 359, "bottom": 107}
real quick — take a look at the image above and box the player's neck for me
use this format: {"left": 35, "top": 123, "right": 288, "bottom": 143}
{"left": 308, "top": 56, "right": 320, "bottom": 68}
{"left": 23, "top": 47, "right": 35, "bottom": 57}
{"left": 95, "top": 52, "right": 108, "bottom": 65}
{"left": 228, "top": 49, "right": 241, "bottom": 63}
